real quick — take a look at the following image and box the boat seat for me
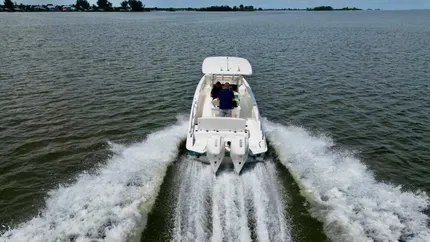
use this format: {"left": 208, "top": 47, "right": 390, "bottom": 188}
{"left": 197, "top": 117, "right": 246, "bottom": 132}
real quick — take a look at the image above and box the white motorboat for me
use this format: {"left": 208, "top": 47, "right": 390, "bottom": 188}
{"left": 186, "top": 56, "right": 267, "bottom": 174}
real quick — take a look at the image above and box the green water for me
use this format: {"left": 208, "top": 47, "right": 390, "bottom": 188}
{"left": 1, "top": 11, "right": 429, "bottom": 242}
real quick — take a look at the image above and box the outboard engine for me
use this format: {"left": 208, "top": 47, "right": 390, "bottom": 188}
{"left": 206, "top": 135, "right": 225, "bottom": 173}
{"left": 230, "top": 137, "right": 249, "bottom": 174}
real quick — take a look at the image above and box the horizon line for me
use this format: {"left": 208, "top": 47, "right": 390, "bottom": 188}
{"left": 2, "top": 3, "right": 430, "bottom": 11}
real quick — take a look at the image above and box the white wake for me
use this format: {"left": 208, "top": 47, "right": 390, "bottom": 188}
{"left": 0, "top": 119, "right": 187, "bottom": 242}
{"left": 264, "top": 119, "right": 430, "bottom": 242}
{"left": 172, "top": 160, "right": 291, "bottom": 242}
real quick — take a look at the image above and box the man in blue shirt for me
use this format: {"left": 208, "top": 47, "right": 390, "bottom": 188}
{"left": 217, "top": 82, "right": 235, "bottom": 117}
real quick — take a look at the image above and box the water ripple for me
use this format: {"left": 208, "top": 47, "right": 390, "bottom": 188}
{"left": 0, "top": 11, "right": 429, "bottom": 239}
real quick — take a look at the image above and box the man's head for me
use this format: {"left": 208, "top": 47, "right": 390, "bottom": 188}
{"left": 215, "top": 81, "right": 221, "bottom": 88}
{"left": 223, "top": 82, "right": 230, "bottom": 89}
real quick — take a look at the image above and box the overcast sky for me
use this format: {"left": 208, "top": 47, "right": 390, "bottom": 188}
{"left": 15, "top": 0, "right": 430, "bottom": 10}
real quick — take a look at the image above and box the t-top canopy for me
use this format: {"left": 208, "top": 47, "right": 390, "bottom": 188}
{"left": 202, "top": 56, "right": 252, "bottom": 75}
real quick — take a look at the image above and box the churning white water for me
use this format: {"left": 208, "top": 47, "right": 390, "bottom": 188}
{"left": 172, "top": 159, "right": 291, "bottom": 242}
{"left": 0, "top": 120, "right": 187, "bottom": 242}
{"left": 3, "top": 117, "right": 429, "bottom": 242}
{"left": 264, "top": 119, "right": 430, "bottom": 242}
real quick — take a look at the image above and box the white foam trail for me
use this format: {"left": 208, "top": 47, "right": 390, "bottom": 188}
{"left": 264, "top": 119, "right": 430, "bottom": 242}
{"left": 212, "top": 168, "right": 251, "bottom": 242}
{"left": 172, "top": 160, "right": 213, "bottom": 242}
{"left": 242, "top": 162, "right": 291, "bottom": 242}
{"left": 172, "top": 160, "right": 290, "bottom": 242}
{"left": 0, "top": 120, "right": 187, "bottom": 242}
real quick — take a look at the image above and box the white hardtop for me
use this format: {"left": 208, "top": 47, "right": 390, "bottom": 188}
{"left": 202, "top": 56, "right": 253, "bottom": 76}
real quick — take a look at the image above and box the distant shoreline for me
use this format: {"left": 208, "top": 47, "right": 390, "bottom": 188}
{"left": 0, "top": 3, "right": 370, "bottom": 13}
{"left": 306, "top": 6, "right": 362, "bottom": 11}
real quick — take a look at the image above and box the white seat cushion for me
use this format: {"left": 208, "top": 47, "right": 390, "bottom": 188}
{"left": 197, "top": 117, "right": 246, "bottom": 132}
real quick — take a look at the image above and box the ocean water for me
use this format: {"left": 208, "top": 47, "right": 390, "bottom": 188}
{"left": 0, "top": 11, "right": 429, "bottom": 241}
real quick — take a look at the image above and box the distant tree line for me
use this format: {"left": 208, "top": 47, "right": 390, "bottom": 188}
{"left": 0, "top": 1, "right": 362, "bottom": 12}
{"left": 1, "top": 1, "right": 256, "bottom": 12}
{"left": 196, "top": 5, "right": 256, "bottom": 11}
{"left": 145, "top": 6, "right": 257, "bottom": 11}
{"left": 75, "top": 0, "right": 145, "bottom": 11}
{"left": 306, "top": 6, "right": 362, "bottom": 11}
{"left": 0, "top": 0, "right": 146, "bottom": 11}
{"left": 338, "top": 7, "right": 361, "bottom": 11}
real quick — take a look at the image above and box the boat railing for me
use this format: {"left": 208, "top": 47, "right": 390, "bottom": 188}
{"left": 189, "top": 97, "right": 199, "bottom": 137}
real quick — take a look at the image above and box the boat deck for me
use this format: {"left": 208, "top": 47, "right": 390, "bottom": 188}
{"left": 201, "top": 86, "right": 213, "bottom": 117}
